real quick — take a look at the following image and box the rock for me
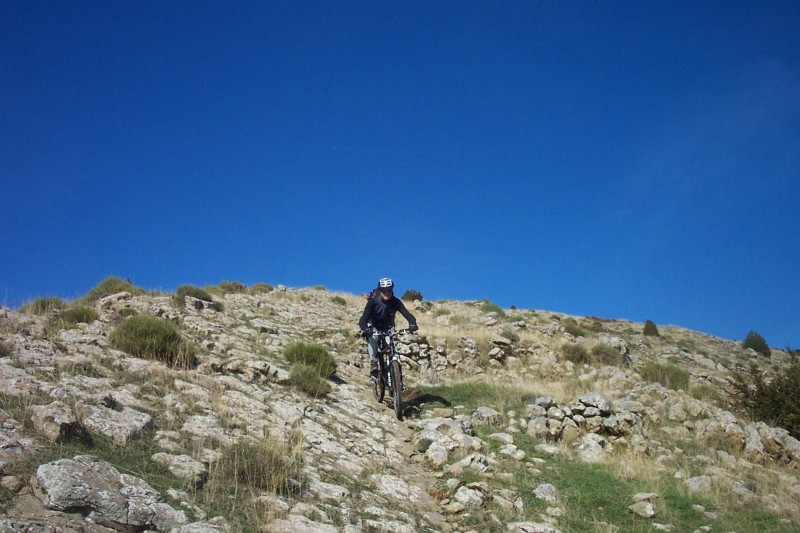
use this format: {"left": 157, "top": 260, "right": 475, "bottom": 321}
{"left": 266, "top": 514, "right": 339, "bottom": 532}
{"left": 152, "top": 453, "right": 208, "bottom": 487}
{"left": 685, "top": 475, "right": 712, "bottom": 493}
{"left": 578, "top": 392, "right": 613, "bottom": 415}
{"left": 454, "top": 485, "right": 484, "bottom": 508}
{"left": 27, "top": 401, "right": 78, "bottom": 443}
{"left": 576, "top": 433, "right": 610, "bottom": 463}
{"left": 533, "top": 483, "right": 558, "bottom": 504}
{"left": 473, "top": 406, "right": 503, "bottom": 426}
{"left": 33, "top": 455, "right": 185, "bottom": 531}
{"left": 507, "top": 522, "right": 563, "bottom": 533}
{"left": 78, "top": 404, "right": 153, "bottom": 447}
{"left": 629, "top": 501, "right": 656, "bottom": 517}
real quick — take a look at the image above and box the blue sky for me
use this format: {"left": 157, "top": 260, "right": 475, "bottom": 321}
{"left": 2, "top": 1, "right": 799, "bottom": 348}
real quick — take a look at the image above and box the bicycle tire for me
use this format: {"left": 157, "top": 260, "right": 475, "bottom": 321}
{"left": 372, "top": 361, "right": 385, "bottom": 402}
{"left": 390, "top": 359, "right": 403, "bottom": 420}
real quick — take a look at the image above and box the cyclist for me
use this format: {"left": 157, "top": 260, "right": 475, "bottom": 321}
{"left": 359, "top": 277, "right": 418, "bottom": 378}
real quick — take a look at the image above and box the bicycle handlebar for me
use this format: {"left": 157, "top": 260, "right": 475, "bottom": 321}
{"left": 369, "top": 327, "right": 416, "bottom": 337}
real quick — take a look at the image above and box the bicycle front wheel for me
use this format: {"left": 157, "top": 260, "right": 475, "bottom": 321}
{"left": 372, "top": 362, "right": 385, "bottom": 402}
{"left": 390, "top": 360, "right": 403, "bottom": 420}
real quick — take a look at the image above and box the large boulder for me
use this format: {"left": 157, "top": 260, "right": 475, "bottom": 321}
{"left": 32, "top": 455, "right": 185, "bottom": 531}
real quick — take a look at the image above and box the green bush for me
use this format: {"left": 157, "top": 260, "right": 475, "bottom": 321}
{"left": 500, "top": 327, "right": 520, "bottom": 343}
{"left": 0, "top": 342, "right": 11, "bottom": 358}
{"left": 214, "top": 437, "right": 305, "bottom": 494}
{"left": 175, "top": 285, "right": 215, "bottom": 307}
{"left": 742, "top": 330, "right": 771, "bottom": 358}
{"left": 731, "top": 361, "right": 800, "bottom": 439}
{"left": 480, "top": 299, "right": 506, "bottom": 318}
{"left": 590, "top": 343, "right": 623, "bottom": 366}
{"left": 331, "top": 295, "right": 347, "bottom": 306}
{"left": 250, "top": 282, "right": 273, "bottom": 294}
{"left": 401, "top": 289, "right": 423, "bottom": 302}
{"left": 640, "top": 361, "right": 690, "bottom": 391}
{"left": 564, "top": 318, "right": 587, "bottom": 338}
{"left": 118, "top": 308, "right": 139, "bottom": 318}
{"left": 219, "top": 280, "right": 247, "bottom": 294}
{"left": 109, "top": 315, "right": 196, "bottom": 368}
{"left": 21, "top": 297, "right": 66, "bottom": 315}
{"left": 563, "top": 343, "right": 589, "bottom": 364}
{"left": 289, "top": 364, "right": 333, "bottom": 397}
{"left": 84, "top": 276, "right": 145, "bottom": 303}
{"left": 643, "top": 319, "right": 660, "bottom": 337}
{"left": 60, "top": 306, "right": 99, "bottom": 325}
{"left": 283, "top": 342, "right": 336, "bottom": 379}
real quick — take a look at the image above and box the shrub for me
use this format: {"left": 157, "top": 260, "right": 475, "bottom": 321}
{"left": 84, "top": 276, "right": 145, "bottom": 303}
{"left": 401, "top": 289, "right": 423, "bottom": 302}
{"left": 289, "top": 364, "right": 333, "bottom": 397}
{"left": 283, "top": 342, "right": 336, "bottom": 379}
{"left": 480, "top": 299, "right": 506, "bottom": 318}
{"left": 213, "top": 437, "right": 305, "bottom": 494}
{"left": 742, "top": 330, "right": 771, "bottom": 358}
{"left": 250, "top": 282, "right": 273, "bottom": 294}
{"left": 118, "top": 308, "right": 139, "bottom": 318}
{"left": 730, "top": 361, "right": 800, "bottom": 439}
{"left": 590, "top": 343, "right": 623, "bottom": 366}
{"left": 500, "top": 327, "right": 520, "bottom": 343}
{"left": 563, "top": 343, "right": 589, "bottom": 364}
{"left": 109, "top": 315, "right": 196, "bottom": 368}
{"left": 175, "top": 285, "right": 215, "bottom": 307}
{"left": 643, "top": 319, "right": 660, "bottom": 337}
{"left": 331, "top": 296, "right": 347, "bottom": 306}
{"left": 60, "top": 306, "right": 99, "bottom": 325}
{"left": 564, "top": 318, "right": 587, "bottom": 338}
{"left": 640, "top": 361, "right": 690, "bottom": 391}
{"left": 0, "top": 341, "right": 11, "bottom": 358}
{"left": 219, "top": 280, "right": 247, "bottom": 294}
{"left": 21, "top": 297, "right": 66, "bottom": 315}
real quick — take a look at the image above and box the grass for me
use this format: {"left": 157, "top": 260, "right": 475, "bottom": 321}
{"left": 174, "top": 285, "right": 215, "bottom": 307}
{"left": 43, "top": 305, "right": 100, "bottom": 335}
{"left": 84, "top": 276, "right": 146, "bottom": 303}
{"left": 480, "top": 299, "right": 506, "bottom": 318}
{"left": 108, "top": 314, "right": 197, "bottom": 368}
{"left": 450, "top": 421, "right": 800, "bottom": 532}
{"left": 418, "top": 380, "right": 539, "bottom": 414}
{"left": 283, "top": 342, "right": 336, "bottom": 379}
{"left": 289, "top": 363, "right": 333, "bottom": 397}
{"left": 640, "top": 361, "right": 690, "bottom": 391}
{"left": 20, "top": 297, "right": 66, "bottom": 315}
{"left": 194, "top": 435, "right": 306, "bottom": 528}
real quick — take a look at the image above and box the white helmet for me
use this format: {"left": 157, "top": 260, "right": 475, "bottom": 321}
{"left": 378, "top": 278, "right": 394, "bottom": 289}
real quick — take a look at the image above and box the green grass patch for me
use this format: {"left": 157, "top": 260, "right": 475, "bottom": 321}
{"left": 283, "top": 342, "right": 336, "bottom": 379}
{"left": 640, "top": 361, "right": 690, "bottom": 390}
{"left": 174, "top": 285, "right": 215, "bottom": 307}
{"left": 108, "top": 314, "right": 197, "bottom": 368}
{"left": 289, "top": 363, "right": 333, "bottom": 397}
{"left": 564, "top": 318, "right": 587, "bottom": 337}
{"left": 418, "top": 381, "right": 537, "bottom": 414}
{"left": 480, "top": 299, "right": 506, "bottom": 318}
{"left": 20, "top": 297, "right": 66, "bottom": 315}
{"left": 84, "top": 276, "right": 146, "bottom": 303}
{"left": 331, "top": 295, "right": 347, "bottom": 306}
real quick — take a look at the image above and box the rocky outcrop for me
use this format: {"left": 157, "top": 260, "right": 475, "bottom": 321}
{"left": 1, "top": 288, "right": 799, "bottom": 532}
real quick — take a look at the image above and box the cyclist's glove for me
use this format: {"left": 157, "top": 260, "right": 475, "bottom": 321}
{"left": 408, "top": 324, "right": 418, "bottom": 332}
{"left": 360, "top": 329, "right": 371, "bottom": 338}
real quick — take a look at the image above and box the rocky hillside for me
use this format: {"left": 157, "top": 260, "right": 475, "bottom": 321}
{"left": 0, "top": 282, "right": 798, "bottom": 532}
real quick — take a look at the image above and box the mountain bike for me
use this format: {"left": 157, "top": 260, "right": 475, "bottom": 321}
{"left": 368, "top": 328, "right": 412, "bottom": 420}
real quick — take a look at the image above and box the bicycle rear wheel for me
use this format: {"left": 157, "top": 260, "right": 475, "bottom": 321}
{"left": 390, "top": 360, "right": 403, "bottom": 420}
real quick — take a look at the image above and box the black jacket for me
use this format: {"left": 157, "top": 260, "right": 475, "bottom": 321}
{"left": 359, "top": 293, "right": 417, "bottom": 332}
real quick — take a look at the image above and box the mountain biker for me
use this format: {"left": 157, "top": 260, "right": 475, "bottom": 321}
{"left": 359, "top": 278, "right": 418, "bottom": 378}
